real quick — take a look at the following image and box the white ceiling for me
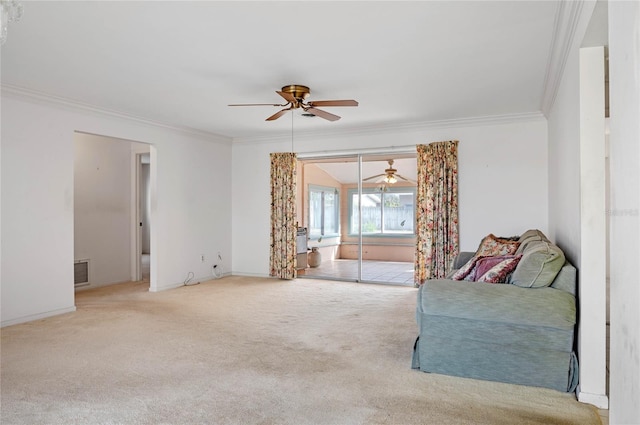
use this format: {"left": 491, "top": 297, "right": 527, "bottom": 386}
{"left": 1, "top": 1, "right": 561, "bottom": 140}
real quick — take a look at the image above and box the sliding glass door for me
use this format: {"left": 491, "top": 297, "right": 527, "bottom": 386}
{"left": 298, "top": 152, "right": 416, "bottom": 286}
{"left": 299, "top": 156, "right": 359, "bottom": 281}
{"left": 357, "top": 155, "right": 416, "bottom": 285}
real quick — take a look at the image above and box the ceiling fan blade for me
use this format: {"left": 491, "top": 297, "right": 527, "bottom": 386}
{"left": 307, "top": 99, "right": 358, "bottom": 107}
{"left": 266, "top": 108, "right": 291, "bottom": 121}
{"left": 276, "top": 91, "right": 297, "bottom": 104}
{"left": 362, "top": 173, "right": 386, "bottom": 181}
{"left": 227, "top": 103, "right": 287, "bottom": 106}
{"left": 229, "top": 103, "right": 285, "bottom": 107}
{"left": 396, "top": 174, "right": 416, "bottom": 184}
{"left": 305, "top": 107, "right": 341, "bottom": 122}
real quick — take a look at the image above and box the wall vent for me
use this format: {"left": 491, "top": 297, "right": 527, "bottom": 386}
{"left": 74, "top": 259, "right": 90, "bottom": 287}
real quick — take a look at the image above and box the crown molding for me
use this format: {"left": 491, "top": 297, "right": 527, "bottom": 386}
{"left": 2, "top": 83, "right": 545, "bottom": 147}
{"left": 540, "top": 1, "right": 587, "bottom": 116}
{"left": 232, "top": 111, "right": 546, "bottom": 145}
{"left": 1, "top": 83, "right": 233, "bottom": 144}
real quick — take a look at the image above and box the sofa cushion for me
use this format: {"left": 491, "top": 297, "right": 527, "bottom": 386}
{"left": 417, "top": 279, "right": 576, "bottom": 329}
{"left": 509, "top": 240, "right": 565, "bottom": 288}
{"left": 550, "top": 262, "right": 577, "bottom": 296}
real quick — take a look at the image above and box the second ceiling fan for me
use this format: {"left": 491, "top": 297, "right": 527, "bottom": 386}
{"left": 363, "top": 159, "right": 415, "bottom": 184}
{"left": 229, "top": 84, "right": 358, "bottom": 122}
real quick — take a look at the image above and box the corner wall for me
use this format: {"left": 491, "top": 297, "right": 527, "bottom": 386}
{"left": 1, "top": 91, "right": 233, "bottom": 326}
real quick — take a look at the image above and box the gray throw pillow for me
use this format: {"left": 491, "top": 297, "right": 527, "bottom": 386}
{"left": 509, "top": 240, "right": 565, "bottom": 288}
{"left": 515, "top": 229, "right": 549, "bottom": 255}
{"left": 517, "top": 229, "right": 548, "bottom": 243}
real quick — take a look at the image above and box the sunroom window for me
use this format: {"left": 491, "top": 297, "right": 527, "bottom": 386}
{"left": 308, "top": 185, "right": 339, "bottom": 239}
{"left": 349, "top": 187, "right": 415, "bottom": 236}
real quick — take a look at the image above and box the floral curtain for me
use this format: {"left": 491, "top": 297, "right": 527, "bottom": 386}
{"left": 414, "top": 141, "right": 459, "bottom": 286}
{"left": 269, "top": 152, "right": 298, "bottom": 280}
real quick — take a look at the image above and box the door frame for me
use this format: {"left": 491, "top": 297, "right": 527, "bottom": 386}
{"left": 132, "top": 151, "right": 151, "bottom": 282}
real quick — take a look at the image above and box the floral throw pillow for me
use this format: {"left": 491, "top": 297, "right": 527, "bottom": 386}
{"left": 451, "top": 256, "right": 483, "bottom": 281}
{"left": 451, "top": 234, "right": 521, "bottom": 282}
{"left": 475, "top": 234, "right": 520, "bottom": 257}
{"left": 452, "top": 254, "right": 522, "bottom": 283}
{"left": 476, "top": 255, "right": 523, "bottom": 283}
{"left": 467, "top": 256, "right": 510, "bottom": 281}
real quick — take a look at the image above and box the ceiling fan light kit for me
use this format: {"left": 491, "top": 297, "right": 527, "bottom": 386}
{"left": 384, "top": 174, "right": 397, "bottom": 184}
{"left": 229, "top": 84, "right": 358, "bottom": 122}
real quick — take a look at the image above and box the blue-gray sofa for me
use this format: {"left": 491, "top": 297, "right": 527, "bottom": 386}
{"left": 412, "top": 229, "right": 579, "bottom": 392}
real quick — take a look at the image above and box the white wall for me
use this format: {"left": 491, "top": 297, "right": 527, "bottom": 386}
{"left": 74, "top": 133, "right": 147, "bottom": 287}
{"left": 547, "top": 41, "right": 582, "bottom": 264}
{"left": 608, "top": 1, "right": 640, "bottom": 423}
{"left": 1, "top": 97, "right": 76, "bottom": 325}
{"left": 1, "top": 91, "right": 233, "bottom": 326}
{"left": 231, "top": 117, "right": 548, "bottom": 276}
{"left": 547, "top": 1, "right": 610, "bottom": 408}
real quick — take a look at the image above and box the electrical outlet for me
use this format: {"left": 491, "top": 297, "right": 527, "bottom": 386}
{"left": 200, "top": 254, "right": 205, "bottom": 262}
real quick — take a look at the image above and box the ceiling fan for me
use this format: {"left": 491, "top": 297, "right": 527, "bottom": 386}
{"left": 363, "top": 160, "right": 415, "bottom": 184}
{"left": 228, "top": 84, "right": 358, "bottom": 122}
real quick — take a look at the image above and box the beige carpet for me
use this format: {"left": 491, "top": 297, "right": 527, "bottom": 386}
{"left": 1, "top": 276, "right": 601, "bottom": 425}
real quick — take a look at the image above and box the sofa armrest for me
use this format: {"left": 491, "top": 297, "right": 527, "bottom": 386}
{"left": 452, "top": 251, "right": 475, "bottom": 270}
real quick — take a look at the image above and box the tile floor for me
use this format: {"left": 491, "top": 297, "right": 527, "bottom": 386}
{"left": 300, "top": 259, "right": 415, "bottom": 286}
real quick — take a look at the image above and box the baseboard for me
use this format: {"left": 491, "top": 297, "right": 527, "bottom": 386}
{"left": 74, "top": 279, "right": 133, "bottom": 292}
{"left": 208, "top": 271, "right": 232, "bottom": 281}
{"left": 577, "top": 388, "right": 609, "bottom": 409}
{"left": 187, "top": 273, "right": 232, "bottom": 285}
{"left": 1, "top": 306, "right": 77, "bottom": 328}
{"left": 230, "top": 271, "right": 271, "bottom": 278}
{"left": 149, "top": 281, "right": 185, "bottom": 292}
{"left": 149, "top": 273, "right": 234, "bottom": 292}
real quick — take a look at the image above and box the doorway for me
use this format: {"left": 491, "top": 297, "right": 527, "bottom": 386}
{"left": 298, "top": 152, "right": 417, "bottom": 285}
{"left": 73, "top": 132, "right": 153, "bottom": 290}
{"left": 136, "top": 153, "right": 151, "bottom": 282}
